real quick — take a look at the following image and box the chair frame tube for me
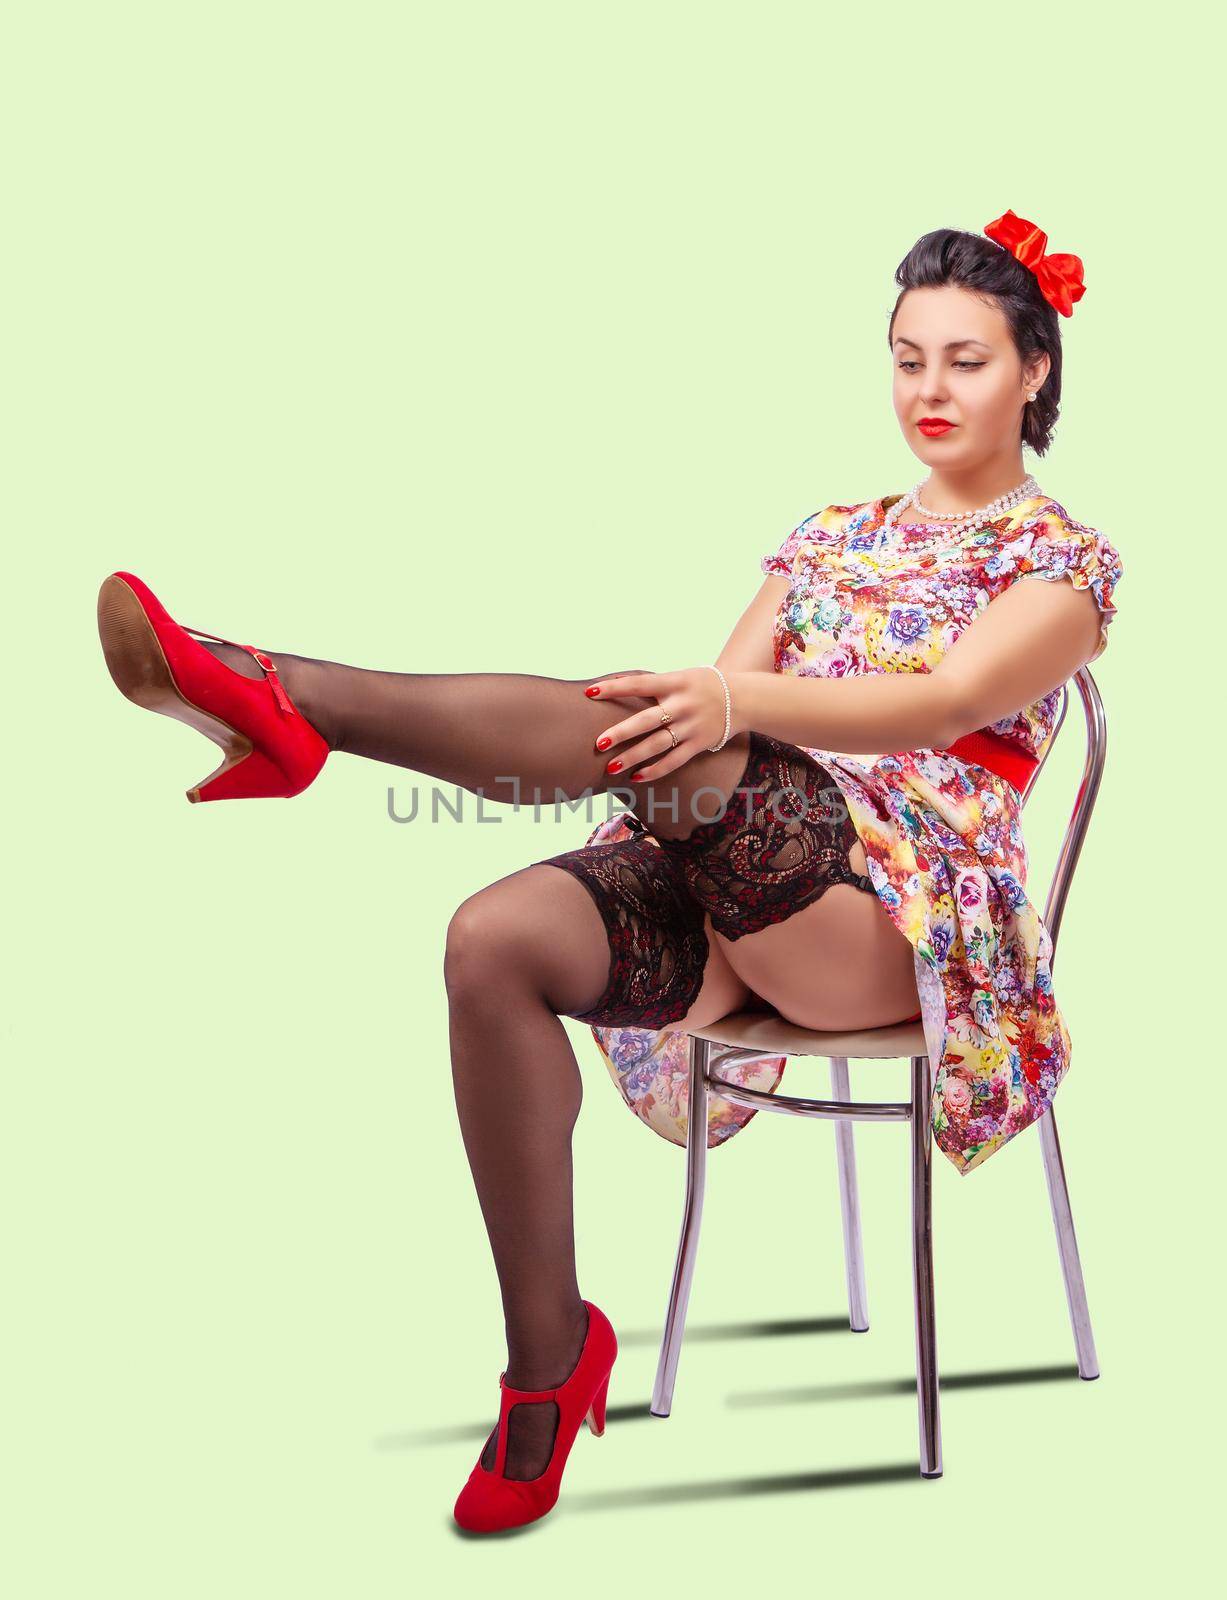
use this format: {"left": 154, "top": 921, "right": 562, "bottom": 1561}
{"left": 649, "top": 669, "right": 1106, "bottom": 1474}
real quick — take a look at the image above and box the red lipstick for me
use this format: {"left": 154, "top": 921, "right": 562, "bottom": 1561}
{"left": 917, "top": 418, "right": 956, "bottom": 437}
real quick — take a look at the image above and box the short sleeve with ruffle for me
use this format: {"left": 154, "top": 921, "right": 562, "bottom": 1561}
{"left": 1008, "top": 508, "right": 1124, "bottom": 663}
{"left": 760, "top": 507, "right": 844, "bottom": 578}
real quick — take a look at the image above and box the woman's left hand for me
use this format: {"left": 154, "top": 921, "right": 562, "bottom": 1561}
{"left": 584, "top": 668, "right": 738, "bottom": 781}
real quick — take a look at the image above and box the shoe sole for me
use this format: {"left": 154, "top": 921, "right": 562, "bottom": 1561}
{"left": 97, "top": 573, "right": 256, "bottom": 804}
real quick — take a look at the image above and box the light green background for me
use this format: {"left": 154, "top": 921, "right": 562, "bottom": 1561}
{"left": 5, "top": 2, "right": 1213, "bottom": 1593}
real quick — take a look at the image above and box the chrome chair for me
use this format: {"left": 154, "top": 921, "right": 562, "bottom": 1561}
{"left": 650, "top": 668, "right": 1107, "bottom": 1478}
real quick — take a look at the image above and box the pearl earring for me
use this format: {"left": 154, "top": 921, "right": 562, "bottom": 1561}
{"left": 1026, "top": 392, "right": 1036, "bottom": 402}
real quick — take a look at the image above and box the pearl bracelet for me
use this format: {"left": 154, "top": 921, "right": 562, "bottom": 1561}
{"left": 704, "top": 664, "right": 732, "bottom": 752}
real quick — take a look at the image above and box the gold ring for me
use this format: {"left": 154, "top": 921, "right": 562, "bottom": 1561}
{"left": 666, "top": 727, "right": 679, "bottom": 750}
{"left": 660, "top": 711, "right": 673, "bottom": 726}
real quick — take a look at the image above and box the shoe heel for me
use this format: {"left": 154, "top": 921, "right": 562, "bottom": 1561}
{"left": 585, "top": 1371, "right": 610, "bottom": 1436}
{"left": 188, "top": 744, "right": 291, "bottom": 804}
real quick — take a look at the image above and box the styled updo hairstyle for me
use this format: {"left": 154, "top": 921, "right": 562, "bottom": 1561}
{"left": 887, "top": 228, "right": 1063, "bottom": 456}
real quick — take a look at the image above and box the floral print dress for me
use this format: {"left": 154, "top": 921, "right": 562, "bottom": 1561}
{"left": 577, "top": 493, "right": 1123, "bottom": 1176}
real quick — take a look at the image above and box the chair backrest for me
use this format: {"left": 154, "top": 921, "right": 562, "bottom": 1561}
{"left": 1017, "top": 666, "right": 1108, "bottom": 965}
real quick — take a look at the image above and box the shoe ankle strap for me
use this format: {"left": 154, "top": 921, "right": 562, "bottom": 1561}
{"left": 183, "top": 625, "right": 297, "bottom": 718}
{"left": 182, "top": 623, "right": 243, "bottom": 649}
{"left": 497, "top": 1369, "right": 558, "bottom": 1402}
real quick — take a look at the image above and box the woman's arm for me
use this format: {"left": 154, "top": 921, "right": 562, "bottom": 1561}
{"left": 728, "top": 665, "right": 960, "bottom": 756}
{"left": 924, "top": 563, "right": 1105, "bottom": 738}
{"left": 714, "top": 574, "right": 791, "bottom": 674}
{"left": 727, "top": 574, "right": 1101, "bottom": 755}
{"left": 584, "top": 560, "right": 1104, "bottom": 780}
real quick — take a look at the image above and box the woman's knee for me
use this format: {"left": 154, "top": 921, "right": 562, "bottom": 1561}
{"left": 444, "top": 887, "right": 529, "bottom": 998}
{"left": 443, "top": 868, "right": 610, "bottom": 1014}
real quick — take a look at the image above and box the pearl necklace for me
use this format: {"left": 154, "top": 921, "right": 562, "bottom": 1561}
{"left": 874, "top": 473, "right": 1044, "bottom": 553}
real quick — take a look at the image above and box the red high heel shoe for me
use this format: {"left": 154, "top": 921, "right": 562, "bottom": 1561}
{"left": 97, "top": 572, "right": 331, "bottom": 804}
{"left": 453, "top": 1299, "right": 618, "bottom": 1534}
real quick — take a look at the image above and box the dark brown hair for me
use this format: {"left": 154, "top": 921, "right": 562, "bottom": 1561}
{"left": 887, "top": 228, "right": 1063, "bottom": 456}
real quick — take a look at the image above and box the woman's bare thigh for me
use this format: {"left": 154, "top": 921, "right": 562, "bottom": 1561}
{"left": 697, "top": 835, "right": 921, "bottom": 1032}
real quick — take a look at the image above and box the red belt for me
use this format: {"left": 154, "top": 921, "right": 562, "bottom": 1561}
{"left": 938, "top": 729, "right": 1039, "bottom": 796}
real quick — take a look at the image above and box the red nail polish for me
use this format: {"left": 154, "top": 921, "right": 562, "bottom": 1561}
{"left": 606, "top": 759, "right": 622, "bottom": 774}
{"left": 585, "top": 686, "right": 601, "bottom": 697}
{"left": 632, "top": 773, "right": 647, "bottom": 782}
{"left": 596, "top": 737, "right": 611, "bottom": 752}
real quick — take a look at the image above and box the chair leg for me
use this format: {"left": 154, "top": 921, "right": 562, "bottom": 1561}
{"left": 910, "top": 1054, "right": 942, "bottom": 1478}
{"left": 651, "top": 1034, "right": 711, "bottom": 1418}
{"left": 829, "top": 1056, "right": 869, "bottom": 1332}
{"left": 1038, "top": 1104, "right": 1100, "bottom": 1379}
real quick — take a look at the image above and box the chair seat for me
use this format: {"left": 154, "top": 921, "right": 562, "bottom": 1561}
{"left": 688, "top": 1008, "right": 929, "bottom": 1060}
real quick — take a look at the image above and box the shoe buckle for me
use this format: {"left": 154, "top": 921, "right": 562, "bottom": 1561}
{"left": 246, "top": 647, "right": 297, "bottom": 718}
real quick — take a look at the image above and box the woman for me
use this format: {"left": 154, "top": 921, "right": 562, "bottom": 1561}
{"left": 96, "top": 208, "right": 1123, "bottom": 1534}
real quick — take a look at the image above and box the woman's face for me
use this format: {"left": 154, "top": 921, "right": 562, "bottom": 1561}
{"left": 890, "top": 284, "right": 1049, "bottom": 469}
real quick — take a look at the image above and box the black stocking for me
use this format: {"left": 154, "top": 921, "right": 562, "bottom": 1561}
{"left": 197, "top": 638, "right": 760, "bottom": 842}
{"left": 197, "top": 642, "right": 657, "bottom": 806}
{"left": 441, "top": 858, "right": 658, "bottom": 1483}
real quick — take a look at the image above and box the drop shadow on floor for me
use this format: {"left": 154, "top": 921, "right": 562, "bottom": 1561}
{"left": 382, "top": 1316, "right": 1086, "bottom": 1457}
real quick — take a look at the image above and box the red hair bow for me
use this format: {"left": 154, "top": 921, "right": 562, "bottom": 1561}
{"left": 983, "top": 209, "right": 1086, "bottom": 317}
